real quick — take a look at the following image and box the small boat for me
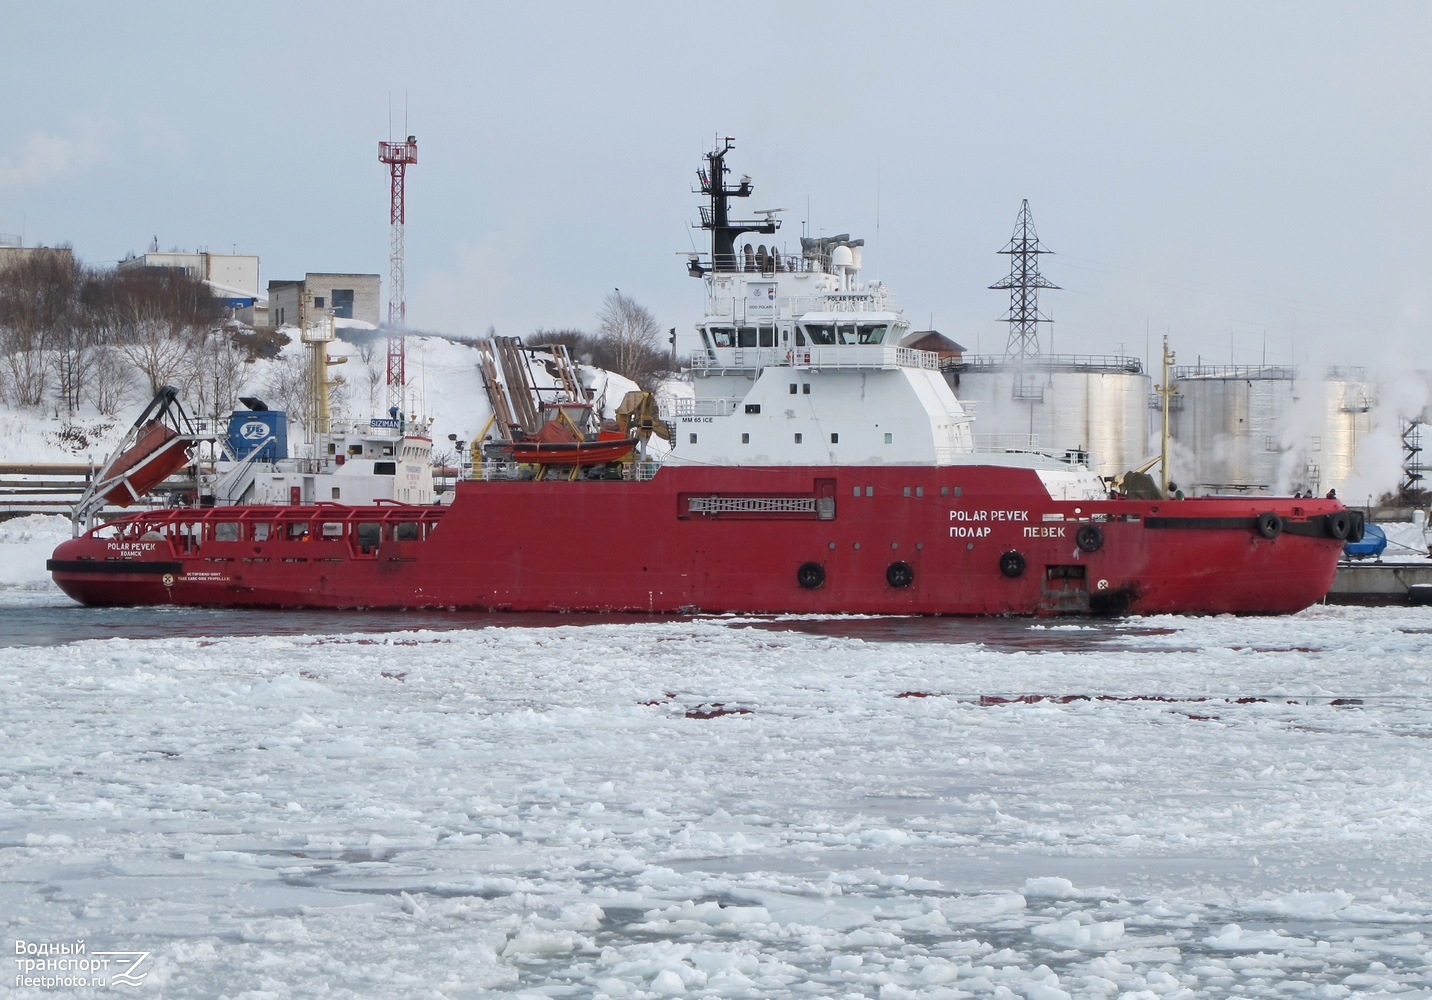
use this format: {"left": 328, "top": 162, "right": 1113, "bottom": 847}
{"left": 510, "top": 436, "right": 639, "bottom": 466}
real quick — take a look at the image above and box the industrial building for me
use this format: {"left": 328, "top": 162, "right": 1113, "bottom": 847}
{"left": 117, "top": 247, "right": 263, "bottom": 325}
{"left": 0, "top": 238, "right": 75, "bottom": 270}
{"left": 267, "top": 273, "right": 381, "bottom": 330}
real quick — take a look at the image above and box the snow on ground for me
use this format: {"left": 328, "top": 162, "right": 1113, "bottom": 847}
{"left": 1376, "top": 519, "right": 1432, "bottom": 563}
{"left": 0, "top": 514, "right": 71, "bottom": 601}
{"left": 2, "top": 565, "right": 1431, "bottom": 997}
{"left": 0, "top": 332, "right": 669, "bottom": 482}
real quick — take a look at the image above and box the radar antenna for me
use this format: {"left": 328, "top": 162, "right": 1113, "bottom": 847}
{"left": 689, "top": 137, "right": 779, "bottom": 276}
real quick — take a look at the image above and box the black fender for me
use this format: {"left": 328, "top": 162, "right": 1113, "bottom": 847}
{"left": 796, "top": 561, "right": 826, "bottom": 589}
{"left": 1075, "top": 524, "right": 1104, "bottom": 553}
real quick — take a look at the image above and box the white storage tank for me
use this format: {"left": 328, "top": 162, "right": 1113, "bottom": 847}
{"left": 1167, "top": 365, "right": 1374, "bottom": 496}
{"left": 948, "top": 355, "right": 1151, "bottom": 479}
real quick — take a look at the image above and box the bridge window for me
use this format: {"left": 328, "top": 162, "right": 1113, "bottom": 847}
{"left": 803, "top": 324, "right": 836, "bottom": 345}
{"left": 859, "top": 324, "right": 889, "bottom": 344}
{"left": 710, "top": 327, "right": 734, "bottom": 348}
{"left": 737, "top": 327, "right": 758, "bottom": 347}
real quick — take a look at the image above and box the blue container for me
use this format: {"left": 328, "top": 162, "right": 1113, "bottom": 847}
{"left": 1343, "top": 522, "right": 1386, "bottom": 559}
{"left": 226, "top": 410, "right": 287, "bottom": 462}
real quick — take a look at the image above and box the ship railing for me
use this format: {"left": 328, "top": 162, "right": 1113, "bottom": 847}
{"left": 669, "top": 396, "right": 743, "bottom": 417}
{"left": 473, "top": 458, "right": 665, "bottom": 483}
{"left": 1172, "top": 364, "right": 1296, "bottom": 380}
{"left": 951, "top": 354, "right": 1145, "bottom": 374}
{"left": 689, "top": 348, "right": 785, "bottom": 371}
{"left": 477, "top": 461, "right": 528, "bottom": 481}
{"left": 690, "top": 345, "right": 938, "bottom": 371}
{"left": 622, "top": 459, "right": 663, "bottom": 482}
{"left": 697, "top": 253, "right": 821, "bottom": 276}
{"left": 1324, "top": 366, "right": 1368, "bottom": 380}
{"left": 972, "top": 432, "right": 1041, "bottom": 453}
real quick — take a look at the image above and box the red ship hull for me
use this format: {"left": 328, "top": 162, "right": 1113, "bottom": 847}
{"left": 48, "top": 465, "right": 1351, "bottom": 616}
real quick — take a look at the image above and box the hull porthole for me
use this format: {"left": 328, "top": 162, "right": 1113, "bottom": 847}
{"left": 796, "top": 561, "right": 826, "bottom": 589}
{"left": 1075, "top": 524, "right": 1104, "bottom": 553}
{"left": 1256, "top": 512, "right": 1284, "bottom": 539}
{"left": 886, "top": 561, "right": 914, "bottom": 588}
{"left": 999, "top": 551, "right": 1026, "bottom": 578}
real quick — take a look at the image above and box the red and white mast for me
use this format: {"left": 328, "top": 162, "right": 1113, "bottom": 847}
{"left": 378, "top": 135, "right": 418, "bottom": 413}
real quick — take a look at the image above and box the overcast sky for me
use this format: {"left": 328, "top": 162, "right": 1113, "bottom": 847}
{"left": 4, "top": 2, "right": 1430, "bottom": 370}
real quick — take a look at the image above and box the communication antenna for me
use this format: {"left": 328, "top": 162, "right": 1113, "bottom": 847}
{"left": 378, "top": 131, "right": 418, "bottom": 412}
{"left": 990, "top": 199, "right": 1059, "bottom": 360}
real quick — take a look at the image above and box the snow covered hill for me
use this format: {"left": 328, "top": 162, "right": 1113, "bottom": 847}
{"left": 0, "top": 330, "right": 679, "bottom": 469}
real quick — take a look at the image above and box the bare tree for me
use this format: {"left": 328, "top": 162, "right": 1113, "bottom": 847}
{"left": 261, "top": 355, "right": 315, "bottom": 435}
{"left": 530, "top": 328, "right": 594, "bottom": 361}
{"left": 46, "top": 262, "right": 93, "bottom": 413}
{"left": 0, "top": 248, "right": 77, "bottom": 406}
{"left": 189, "top": 326, "right": 253, "bottom": 422}
{"left": 355, "top": 337, "right": 385, "bottom": 410}
{"left": 89, "top": 346, "right": 137, "bottom": 415}
{"left": 595, "top": 291, "right": 674, "bottom": 389}
{"left": 88, "top": 268, "right": 222, "bottom": 397}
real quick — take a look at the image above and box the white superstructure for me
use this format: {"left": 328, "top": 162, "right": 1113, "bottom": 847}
{"left": 209, "top": 418, "right": 434, "bottom": 506}
{"left": 670, "top": 138, "right": 1105, "bottom": 500}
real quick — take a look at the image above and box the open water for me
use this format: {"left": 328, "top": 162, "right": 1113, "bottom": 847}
{"left": 0, "top": 601, "right": 1189, "bottom": 652}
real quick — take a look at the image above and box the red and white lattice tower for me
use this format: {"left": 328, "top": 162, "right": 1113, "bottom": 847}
{"left": 378, "top": 135, "right": 418, "bottom": 412}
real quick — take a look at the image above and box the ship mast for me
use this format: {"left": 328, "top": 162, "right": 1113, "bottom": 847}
{"left": 689, "top": 136, "right": 776, "bottom": 276}
{"left": 1155, "top": 336, "right": 1177, "bottom": 496}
